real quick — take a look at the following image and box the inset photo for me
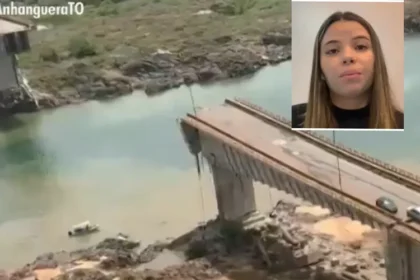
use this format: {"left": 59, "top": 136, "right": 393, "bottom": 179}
{"left": 291, "top": 1, "right": 404, "bottom": 130}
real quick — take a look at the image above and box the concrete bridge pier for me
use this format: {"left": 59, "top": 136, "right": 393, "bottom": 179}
{"left": 179, "top": 121, "right": 266, "bottom": 229}
{"left": 385, "top": 229, "right": 409, "bottom": 280}
{"left": 383, "top": 228, "right": 420, "bottom": 280}
{"left": 211, "top": 164, "right": 266, "bottom": 229}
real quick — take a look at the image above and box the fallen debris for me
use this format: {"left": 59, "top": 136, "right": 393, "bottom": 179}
{"left": 4, "top": 200, "right": 387, "bottom": 280}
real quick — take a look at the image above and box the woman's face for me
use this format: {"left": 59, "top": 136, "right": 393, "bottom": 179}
{"left": 320, "top": 20, "right": 374, "bottom": 99}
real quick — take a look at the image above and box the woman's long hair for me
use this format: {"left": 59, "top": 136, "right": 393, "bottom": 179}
{"left": 304, "top": 11, "right": 398, "bottom": 129}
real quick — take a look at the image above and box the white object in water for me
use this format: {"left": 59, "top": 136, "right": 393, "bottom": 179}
{"left": 117, "top": 232, "right": 129, "bottom": 240}
{"left": 68, "top": 220, "right": 100, "bottom": 237}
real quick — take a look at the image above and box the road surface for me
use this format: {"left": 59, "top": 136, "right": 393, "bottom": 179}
{"left": 196, "top": 104, "right": 420, "bottom": 221}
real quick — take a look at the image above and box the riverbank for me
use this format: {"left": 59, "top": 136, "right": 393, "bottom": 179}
{"left": 1, "top": 200, "right": 386, "bottom": 280}
{"left": 3, "top": 0, "right": 291, "bottom": 114}
{"left": 2, "top": 0, "right": 419, "bottom": 115}
{"left": 405, "top": 0, "right": 420, "bottom": 33}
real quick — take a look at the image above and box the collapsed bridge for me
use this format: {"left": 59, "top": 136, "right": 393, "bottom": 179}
{"left": 179, "top": 98, "right": 420, "bottom": 280}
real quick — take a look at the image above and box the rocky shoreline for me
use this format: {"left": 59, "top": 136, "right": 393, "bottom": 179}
{"left": 0, "top": 32, "right": 291, "bottom": 115}
{"left": 15, "top": 33, "right": 292, "bottom": 114}
{"left": 1, "top": 200, "right": 386, "bottom": 280}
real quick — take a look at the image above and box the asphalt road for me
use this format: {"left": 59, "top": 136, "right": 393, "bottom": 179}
{"left": 195, "top": 104, "right": 420, "bottom": 222}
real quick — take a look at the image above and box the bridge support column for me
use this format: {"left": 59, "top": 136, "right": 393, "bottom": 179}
{"left": 211, "top": 165, "right": 265, "bottom": 228}
{"left": 384, "top": 229, "right": 410, "bottom": 280}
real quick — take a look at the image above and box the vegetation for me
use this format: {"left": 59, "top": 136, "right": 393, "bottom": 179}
{"left": 67, "top": 36, "right": 97, "bottom": 58}
{"left": 233, "top": 0, "right": 258, "bottom": 15}
{"left": 13, "top": 0, "right": 291, "bottom": 92}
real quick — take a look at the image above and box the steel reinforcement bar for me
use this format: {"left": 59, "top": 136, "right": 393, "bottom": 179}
{"left": 181, "top": 114, "right": 420, "bottom": 244}
{"left": 226, "top": 98, "right": 420, "bottom": 192}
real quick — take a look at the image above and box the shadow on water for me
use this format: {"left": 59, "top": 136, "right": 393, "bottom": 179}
{"left": 0, "top": 116, "right": 27, "bottom": 133}
{"left": 0, "top": 116, "right": 50, "bottom": 172}
{"left": 0, "top": 116, "right": 62, "bottom": 225}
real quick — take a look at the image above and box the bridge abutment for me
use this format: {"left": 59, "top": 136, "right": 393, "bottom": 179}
{"left": 211, "top": 165, "right": 266, "bottom": 228}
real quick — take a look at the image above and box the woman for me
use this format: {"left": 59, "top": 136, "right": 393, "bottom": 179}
{"left": 292, "top": 11, "right": 404, "bottom": 129}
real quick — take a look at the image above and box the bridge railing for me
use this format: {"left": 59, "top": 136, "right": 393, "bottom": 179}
{"left": 233, "top": 98, "right": 420, "bottom": 185}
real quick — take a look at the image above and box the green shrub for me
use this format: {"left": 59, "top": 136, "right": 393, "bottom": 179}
{"left": 210, "top": 0, "right": 257, "bottom": 16}
{"left": 233, "top": 0, "right": 257, "bottom": 15}
{"left": 80, "top": 0, "right": 103, "bottom": 7}
{"left": 68, "top": 36, "right": 97, "bottom": 58}
{"left": 97, "top": 0, "right": 119, "bottom": 16}
{"left": 39, "top": 47, "right": 60, "bottom": 62}
{"left": 33, "top": 15, "right": 73, "bottom": 25}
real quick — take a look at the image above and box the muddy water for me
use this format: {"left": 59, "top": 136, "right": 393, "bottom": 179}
{"left": 0, "top": 37, "right": 420, "bottom": 268}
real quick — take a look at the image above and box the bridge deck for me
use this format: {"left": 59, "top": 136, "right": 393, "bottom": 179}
{"left": 196, "top": 104, "right": 420, "bottom": 221}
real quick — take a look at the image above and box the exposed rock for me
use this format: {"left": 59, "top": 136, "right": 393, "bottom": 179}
{"left": 98, "top": 250, "right": 138, "bottom": 270}
{"left": 96, "top": 238, "right": 140, "bottom": 251}
{"left": 36, "top": 92, "right": 61, "bottom": 108}
{"left": 341, "top": 271, "right": 363, "bottom": 280}
{"left": 209, "top": 1, "right": 235, "bottom": 15}
{"left": 293, "top": 246, "right": 323, "bottom": 267}
{"left": 145, "top": 78, "right": 183, "bottom": 96}
{"left": 348, "top": 240, "right": 362, "bottom": 250}
{"left": 321, "top": 248, "right": 332, "bottom": 256}
{"left": 66, "top": 62, "right": 132, "bottom": 100}
{"left": 368, "top": 250, "right": 382, "bottom": 262}
{"left": 404, "top": 1, "right": 420, "bottom": 34}
{"left": 182, "top": 71, "right": 199, "bottom": 85}
{"left": 262, "top": 32, "right": 291, "bottom": 46}
{"left": 212, "top": 48, "right": 267, "bottom": 78}
{"left": 214, "top": 35, "right": 232, "bottom": 44}
{"left": 120, "top": 54, "right": 177, "bottom": 77}
{"left": 196, "top": 65, "right": 225, "bottom": 82}
{"left": 6, "top": 200, "right": 386, "bottom": 280}
{"left": 32, "top": 253, "right": 58, "bottom": 270}
{"left": 379, "top": 259, "right": 385, "bottom": 268}
{"left": 264, "top": 44, "right": 292, "bottom": 63}
{"left": 330, "top": 257, "right": 340, "bottom": 267}
{"left": 315, "top": 264, "right": 334, "bottom": 278}
{"left": 138, "top": 242, "right": 168, "bottom": 264}
{"left": 345, "top": 261, "right": 359, "bottom": 273}
{"left": 405, "top": 15, "right": 420, "bottom": 33}
{"left": 9, "top": 266, "right": 32, "bottom": 280}
{"left": 55, "top": 268, "right": 109, "bottom": 280}
{"left": 0, "top": 87, "right": 38, "bottom": 115}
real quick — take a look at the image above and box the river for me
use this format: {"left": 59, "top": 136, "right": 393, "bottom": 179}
{"left": 0, "top": 37, "right": 419, "bottom": 268}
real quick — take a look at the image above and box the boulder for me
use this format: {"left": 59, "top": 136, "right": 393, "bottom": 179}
{"left": 262, "top": 32, "right": 291, "bottom": 46}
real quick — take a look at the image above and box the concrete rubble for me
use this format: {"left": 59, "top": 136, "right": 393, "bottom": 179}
{"left": 1, "top": 200, "right": 387, "bottom": 280}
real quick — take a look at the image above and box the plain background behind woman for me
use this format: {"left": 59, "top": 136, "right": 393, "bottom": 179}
{"left": 291, "top": 1, "right": 404, "bottom": 129}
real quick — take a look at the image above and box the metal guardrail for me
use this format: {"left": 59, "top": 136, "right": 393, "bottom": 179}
{"left": 228, "top": 98, "right": 420, "bottom": 191}
{"left": 180, "top": 112, "right": 420, "bottom": 242}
